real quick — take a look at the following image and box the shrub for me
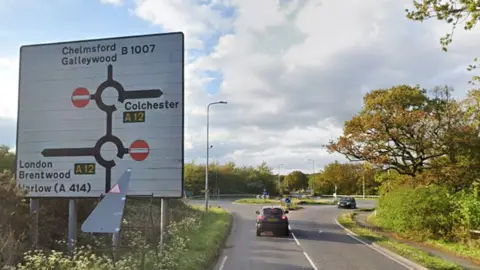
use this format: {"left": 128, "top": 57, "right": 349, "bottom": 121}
{"left": 0, "top": 170, "right": 30, "bottom": 266}
{"left": 451, "top": 190, "right": 480, "bottom": 240}
{"left": 15, "top": 207, "right": 204, "bottom": 270}
{"left": 376, "top": 185, "right": 456, "bottom": 240}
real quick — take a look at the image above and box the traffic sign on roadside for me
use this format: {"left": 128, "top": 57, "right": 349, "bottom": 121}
{"left": 16, "top": 32, "right": 185, "bottom": 198}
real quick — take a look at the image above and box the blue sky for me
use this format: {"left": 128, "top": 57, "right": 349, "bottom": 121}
{"left": 0, "top": 0, "right": 224, "bottom": 94}
{"left": 0, "top": 1, "right": 149, "bottom": 55}
{"left": 2, "top": 0, "right": 479, "bottom": 172}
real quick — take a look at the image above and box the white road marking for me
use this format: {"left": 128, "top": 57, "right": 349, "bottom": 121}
{"left": 218, "top": 255, "right": 228, "bottom": 270}
{"left": 303, "top": 252, "right": 319, "bottom": 270}
{"left": 318, "top": 230, "right": 323, "bottom": 234}
{"left": 291, "top": 232, "right": 301, "bottom": 246}
{"left": 334, "top": 218, "right": 416, "bottom": 270}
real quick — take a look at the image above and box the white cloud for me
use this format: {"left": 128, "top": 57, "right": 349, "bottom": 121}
{"left": 125, "top": 0, "right": 480, "bottom": 173}
{"left": 131, "top": 0, "right": 233, "bottom": 49}
{"left": 100, "top": 0, "right": 123, "bottom": 6}
{"left": 0, "top": 57, "right": 18, "bottom": 119}
{"left": 2, "top": 0, "right": 480, "bottom": 174}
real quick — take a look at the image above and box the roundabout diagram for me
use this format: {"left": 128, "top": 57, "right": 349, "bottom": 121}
{"left": 41, "top": 64, "right": 162, "bottom": 193}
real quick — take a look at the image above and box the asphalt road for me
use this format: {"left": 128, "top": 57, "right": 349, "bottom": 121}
{"left": 195, "top": 199, "right": 413, "bottom": 270}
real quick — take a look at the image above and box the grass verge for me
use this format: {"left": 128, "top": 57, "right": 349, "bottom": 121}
{"left": 15, "top": 205, "right": 232, "bottom": 270}
{"left": 337, "top": 212, "right": 462, "bottom": 270}
{"left": 367, "top": 212, "right": 480, "bottom": 263}
{"left": 173, "top": 206, "right": 232, "bottom": 270}
{"left": 295, "top": 199, "right": 335, "bottom": 205}
{"left": 233, "top": 198, "right": 303, "bottom": 211}
{"left": 424, "top": 240, "right": 480, "bottom": 264}
{"left": 234, "top": 198, "right": 280, "bottom": 204}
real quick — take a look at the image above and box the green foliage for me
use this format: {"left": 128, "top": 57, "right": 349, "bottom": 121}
{"left": 0, "top": 145, "right": 15, "bottom": 172}
{"left": 283, "top": 171, "right": 308, "bottom": 191}
{"left": 15, "top": 206, "right": 231, "bottom": 270}
{"left": 0, "top": 170, "right": 30, "bottom": 266}
{"left": 337, "top": 213, "right": 463, "bottom": 270}
{"left": 376, "top": 185, "right": 480, "bottom": 243}
{"left": 451, "top": 190, "right": 480, "bottom": 238}
{"left": 184, "top": 161, "right": 277, "bottom": 195}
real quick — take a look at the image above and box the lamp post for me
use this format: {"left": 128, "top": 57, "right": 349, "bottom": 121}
{"left": 205, "top": 101, "right": 228, "bottom": 212}
{"left": 307, "top": 159, "right": 315, "bottom": 195}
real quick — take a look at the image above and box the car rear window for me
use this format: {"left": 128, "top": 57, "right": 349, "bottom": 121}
{"left": 263, "top": 208, "right": 283, "bottom": 216}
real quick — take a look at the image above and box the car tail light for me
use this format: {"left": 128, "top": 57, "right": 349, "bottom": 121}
{"left": 257, "top": 215, "right": 263, "bottom": 221}
{"left": 281, "top": 215, "right": 286, "bottom": 220}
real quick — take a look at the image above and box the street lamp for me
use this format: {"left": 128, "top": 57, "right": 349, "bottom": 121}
{"left": 205, "top": 101, "right": 228, "bottom": 212}
{"left": 307, "top": 159, "right": 315, "bottom": 195}
{"left": 210, "top": 145, "right": 220, "bottom": 200}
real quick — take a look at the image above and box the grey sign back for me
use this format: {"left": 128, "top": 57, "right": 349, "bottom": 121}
{"left": 81, "top": 169, "right": 132, "bottom": 233}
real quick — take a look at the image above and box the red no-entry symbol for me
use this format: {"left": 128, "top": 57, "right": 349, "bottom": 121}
{"left": 129, "top": 140, "right": 149, "bottom": 161}
{"left": 72, "top": 87, "right": 90, "bottom": 108}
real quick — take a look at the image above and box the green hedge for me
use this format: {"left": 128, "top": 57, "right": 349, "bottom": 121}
{"left": 376, "top": 185, "right": 480, "bottom": 241}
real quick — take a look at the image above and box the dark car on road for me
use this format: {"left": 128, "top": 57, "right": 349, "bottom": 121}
{"left": 255, "top": 206, "right": 289, "bottom": 237}
{"left": 338, "top": 197, "right": 357, "bottom": 209}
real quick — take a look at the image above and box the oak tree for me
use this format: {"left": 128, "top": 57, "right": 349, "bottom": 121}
{"left": 327, "top": 85, "right": 457, "bottom": 177}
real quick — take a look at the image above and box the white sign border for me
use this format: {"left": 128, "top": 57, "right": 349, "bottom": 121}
{"left": 15, "top": 32, "right": 185, "bottom": 198}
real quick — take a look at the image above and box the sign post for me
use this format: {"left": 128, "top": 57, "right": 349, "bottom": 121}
{"left": 16, "top": 32, "right": 185, "bottom": 254}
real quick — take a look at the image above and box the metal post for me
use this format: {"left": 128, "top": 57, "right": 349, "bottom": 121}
{"left": 112, "top": 231, "right": 121, "bottom": 261}
{"left": 29, "top": 199, "right": 39, "bottom": 248}
{"left": 205, "top": 105, "right": 210, "bottom": 211}
{"left": 312, "top": 160, "right": 315, "bottom": 194}
{"left": 205, "top": 101, "right": 227, "bottom": 212}
{"left": 67, "top": 199, "right": 77, "bottom": 255}
{"left": 277, "top": 164, "right": 283, "bottom": 195}
{"left": 363, "top": 173, "right": 365, "bottom": 198}
{"left": 307, "top": 159, "right": 315, "bottom": 194}
{"left": 215, "top": 161, "right": 219, "bottom": 200}
{"left": 160, "top": 198, "right": 168, "bottom": 245}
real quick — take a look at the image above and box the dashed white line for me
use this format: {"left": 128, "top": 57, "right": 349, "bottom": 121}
{"left": 303, "top": 252, "right": 319, "bottom": 270}
{"left": 289, "top": 225, "right": 319, "bottom": 270}
{"left": 218, "top": 255, "right": 228, "bottom": 270}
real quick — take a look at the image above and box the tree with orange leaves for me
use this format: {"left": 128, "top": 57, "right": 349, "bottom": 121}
{"left": 326, "top": 85, "right": 460, "bottom": 178}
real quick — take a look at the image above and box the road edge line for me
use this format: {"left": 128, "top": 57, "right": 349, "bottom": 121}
{"left": 303, "top": 252, "right": 319, "bottom": 270}
{"left": 212, "top": 209, "right": 235, "bottom": 270}
{"left": 218, "top": 256, "right": 228, "bottom": 270}
{"left": 334, "top": 217, "right": 428, "bottom": 270}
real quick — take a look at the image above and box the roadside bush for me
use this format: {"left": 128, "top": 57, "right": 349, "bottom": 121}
{"left": 0, "top": 170, "right": 30, "bottom": 266}
{"left": 452, "top": 190, "right": 480, "bottom": 239}
{"left": 376, "top": 185, "right": 456, "bottom": 241}
{"left": 15, "top": 205, "right": 222, "bottom": 270}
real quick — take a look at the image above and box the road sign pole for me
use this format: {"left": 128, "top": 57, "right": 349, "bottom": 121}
{"left": 160, "top": 198, "right": 168, "bottom": 245}
{"left": 67, "top": 199, "right": 77, "bottom": 255}
{"left": 112, "top": 231, "right": 121, "bottom": 261}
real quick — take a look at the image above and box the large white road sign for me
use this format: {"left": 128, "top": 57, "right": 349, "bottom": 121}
{"left": 16, "top": 32, "right": 184, "bottom": 198}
